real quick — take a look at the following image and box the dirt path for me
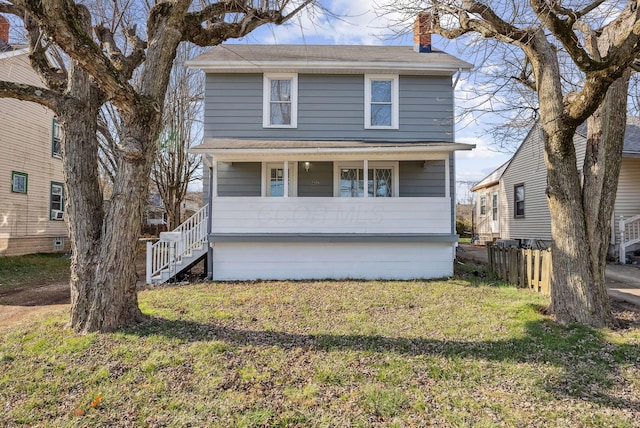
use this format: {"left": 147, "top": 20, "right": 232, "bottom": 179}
{"left": 0, "top": 282, "right": 70, "bottom": 331}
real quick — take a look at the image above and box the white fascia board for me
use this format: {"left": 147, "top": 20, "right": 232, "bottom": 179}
{"left": 186, "top": 60, "right": 472, "bottom": 75}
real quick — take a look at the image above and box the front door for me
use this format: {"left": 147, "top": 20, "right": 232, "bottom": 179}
{"left": 491, "top": 192, "right": 499, "bottom": 234}
{"left": 266, "top": 162, "right": 296, "bottom": 197}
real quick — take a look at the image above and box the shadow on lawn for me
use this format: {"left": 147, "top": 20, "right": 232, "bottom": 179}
{"left": 122, "top": 309, "right": 640, "bottom": 411}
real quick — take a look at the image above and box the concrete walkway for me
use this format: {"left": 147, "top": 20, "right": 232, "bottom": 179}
{"left": 457, "top": 245, "right": 640, "bottom": 307}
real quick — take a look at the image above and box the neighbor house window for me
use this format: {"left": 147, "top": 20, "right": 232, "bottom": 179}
{"left": 514, "top": 184, "right": 525, "bottom": 218}
{"left": 52, "top": 118, "right": 62, "bottom": 158}
{"left": 50, "top": 182, "right": 64, "bottom": 220}
{"left": 263, "top": 73, "right": 298, "bottom": 128}
{"left": 11, "top": 171, "right": 27, "bottom": 193}
{"left": 480, "top": 196, "right": 487, "bottom": 215}
{"left": 492, "top": 193, "right": 498, "bottom": 221}
{"left": 364, "top": 75, "right": 399, "bottom": 129}
{"left": 336, "top": 162, "right": 397, "bottom": 197}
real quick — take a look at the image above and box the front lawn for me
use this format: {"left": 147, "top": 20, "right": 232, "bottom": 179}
{"left": 1, "top": 271, "right": 639, "bottom": 426}
{"left": 0, "top": 253, "right": 70, "bottom": 291}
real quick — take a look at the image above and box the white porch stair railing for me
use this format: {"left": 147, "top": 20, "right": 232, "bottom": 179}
{"left": 146, "top": 204, "right": 209, "bottom": 284}
{"left": 620, "top": 214, "right": 640, "bottom": 263}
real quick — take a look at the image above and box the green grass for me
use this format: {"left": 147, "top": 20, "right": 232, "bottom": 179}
{"left": 458, "top": 236, "right": 472, "bottom": 244}
{"left": 0, "top": 253, "right": 70, "bottom": 290}
{"left": 1, "top": 277, "right": 639, "bottom": 426}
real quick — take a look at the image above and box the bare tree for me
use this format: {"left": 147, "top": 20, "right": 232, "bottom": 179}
{"left": 151, "top": 43, "right": 203, "bottom": 231}
{"left": 1, "top": 0, "right": 313, "bottom": 333}
{"left": 386, "top": 1, "right": 640, "bottom": 327}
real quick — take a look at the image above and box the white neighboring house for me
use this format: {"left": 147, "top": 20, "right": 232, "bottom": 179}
{"left": 0, "top": 17, "right": 69, "bottom": 257}
{"left": 470, "top": 160, "right": 510, "bottom": 244}
{"left": 146, "top": 14, "right": 475, "bottom": 283}
{"left": 473, "top": 121, "right": 640, "bottom": 260}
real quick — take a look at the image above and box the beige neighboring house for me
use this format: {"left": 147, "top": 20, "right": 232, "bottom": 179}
{"left": 473, "top": 121, "right": 640, "bottom": 260}
{"left": 471, "top": 160, "right": 510, "bottom": 244}
{"left": 0, "top": 19, "right": 69, "bottom": 256}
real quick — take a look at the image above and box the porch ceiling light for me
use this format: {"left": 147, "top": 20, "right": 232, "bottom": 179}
{"left": 304, "top": 161, "right": 311, "bottom": 172}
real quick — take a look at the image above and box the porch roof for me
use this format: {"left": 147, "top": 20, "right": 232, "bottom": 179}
{"left": 190, "top": 139, "right": 474, "bottom": 161}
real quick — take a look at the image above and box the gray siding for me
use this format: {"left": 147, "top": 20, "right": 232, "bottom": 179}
{"left": 398, "top": 160, "right": 445, "bottom": 197}
{"left": 298, "top": 162, "right": 333, "bottom": 197}
{"left": 217, "top": 162, "right": 261, "bottom": 196}
{"left": 204, "top": 74, "right": 454, "bottom": 142}
{"left": 501, "top": 124, "right": 587, "bottom": 241}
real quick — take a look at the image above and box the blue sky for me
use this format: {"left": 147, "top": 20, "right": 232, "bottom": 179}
{"left": 229, "top": 0, "right": 514, "bottom": 188}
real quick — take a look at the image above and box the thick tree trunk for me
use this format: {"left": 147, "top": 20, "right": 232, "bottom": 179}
{"left": 62, "top": 61, "right": 147, "bottom": 333}
{"left": 545, "top": 128, "right": 613, "bottom": 327}
{"left": 528, "top": 32, "right": 617, "bottom": 328}
{"left": 581, "top": 73, "right": 630, "bottom": 324}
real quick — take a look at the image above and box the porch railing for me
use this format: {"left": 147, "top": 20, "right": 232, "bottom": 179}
{"left": 620, "top": 214, "right": 640, "bottom": 263}
{"left": 146, "top": 204, "right": 209, "bottom": 283}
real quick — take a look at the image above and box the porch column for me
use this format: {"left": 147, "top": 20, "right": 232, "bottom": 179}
{"left": 207, "top": 162, "right": 215, "bottom": 280}
{"left": 283, "top": 161, "right": 289, "bottom": 197}
{"left": 363, "top": 159, "right": 368, "bottom": 198}
{"left": 211, "top": 161, "right": 218, "bottom": 198}
{"left": 445, "top": 155, "right": 451, "bottom": 198}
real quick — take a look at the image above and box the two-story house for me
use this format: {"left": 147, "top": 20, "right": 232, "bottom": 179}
{"left": 0, "top": 16, "right": 69, "bottom": 257}
{"left": 146, "top": 14, "right": 474, "bottom": 283}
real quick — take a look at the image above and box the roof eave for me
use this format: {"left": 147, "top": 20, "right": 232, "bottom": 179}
{"left": 186, "top": 60, "right": 472, "bottom": 75}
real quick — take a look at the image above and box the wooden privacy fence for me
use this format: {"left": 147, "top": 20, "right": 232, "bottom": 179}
{"left": 486, "top": 244, "right": 552, "bottom": 295}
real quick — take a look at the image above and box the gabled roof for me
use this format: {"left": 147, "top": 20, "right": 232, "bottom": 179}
{"left": 470, "top": 159, "right": 511, "bottom": 192}
{"left": 475, "top": 117, "right": 640, "bottom": 190}
{"left": 187, "top": 44, "right": 472, "bottom": 76}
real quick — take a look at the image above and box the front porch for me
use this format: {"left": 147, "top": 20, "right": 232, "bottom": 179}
{"left": 146, "top": 139, "right": 473, "bottom": 283}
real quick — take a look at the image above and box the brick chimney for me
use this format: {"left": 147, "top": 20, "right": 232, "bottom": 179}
{"left": 0, "top": 15, "right": 9, "bottom": 44}
{"left": 413, "top": 13, "right": 432, "bottom": 53}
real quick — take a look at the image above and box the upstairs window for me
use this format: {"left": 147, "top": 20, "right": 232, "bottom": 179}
{"left": 11, "top": 171, "right": 28, "bottom": 193}
{"left": 514, "top": 184, "right": 525, "bottom": 218}
{"left": 50, "top": 182, "right": 65, "bottom": 220}
{"left": 365, "top": 75, "right": 399, "bottom": 129}
{"left": 480, "top": 196, "right": 487, "bottom": 216}
{"left": 52, "top": 118, "right": 62, "bottom": 159}
{"left": 263, "top": 73, "right": 298, "bottom": 128}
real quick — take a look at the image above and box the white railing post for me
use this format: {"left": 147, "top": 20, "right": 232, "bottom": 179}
{"left": 146, "top": 240, "right": 152, "bottom": 284}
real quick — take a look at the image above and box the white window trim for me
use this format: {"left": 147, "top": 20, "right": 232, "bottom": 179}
{"left": 333, "top": 161, "right": 399, "bottom": 197}
{"left": 263, "top": 162, "right": 298, "bottom": 197}
{"left": 364, "top": 74, "right": 399, "bottom": 130}
{"left": 11, "top": 171, "right": 27, "bottom": 193}
{"left": 263, "top": 73, "right": 298, "bottom": 128}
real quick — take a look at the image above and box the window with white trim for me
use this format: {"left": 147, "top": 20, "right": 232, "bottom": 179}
{"left": 336, "top": 162, "right": 397, "bottom": 197}
{"left": 52, "top": 118, "right": 62, "bottom": 159}
{"left": 11, "top": 171, "right": 27, "bottom": 193}
{"left": 492, "top": 193, "right": 498, "bottom": 221}
{"left": 50, "top": 182, "right": 65, "bottom": 220}
{"left": 480, "top": 196, "right": 487, "bottom": 216}
{"left": 364, "top": 75, "right": 399, "bottom": 129}
{"left": 263, "top": 73, "right": 298, "bottom": 128}
{"left": 514, "top": 184, "right": 525, "bottom": 218}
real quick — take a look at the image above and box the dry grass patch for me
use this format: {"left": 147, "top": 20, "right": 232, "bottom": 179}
{"left": 1, "top": 271, "right": 640, "bottom": 426}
